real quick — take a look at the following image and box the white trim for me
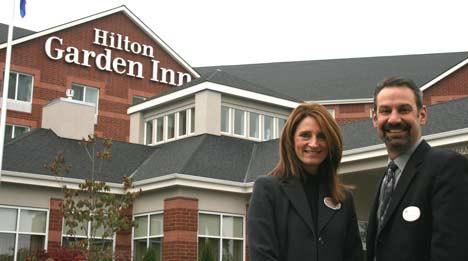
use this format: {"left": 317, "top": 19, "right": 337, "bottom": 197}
{"left": 0, "top": 6, "right": 199, "bottom": 79}
{"left": 0, "top": 170, "right": 124, "bottom": 193}
{"left": 420, "top": 57, "right": 468, "bottom": 91}
{"left": 131, "top": 173, "right": 254, "bottom": 194}
{"left": 307, "top": 98, "right": 373, "bottom": 105}
{"left": 342, "top": 128, "right": 468, "bottom": 163}
{"left": 128, "top": 82, "right": 299, "bottom": 114}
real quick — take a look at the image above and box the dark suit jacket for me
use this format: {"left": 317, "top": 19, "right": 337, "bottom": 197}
{"left": 248, "top": 175, "right": 363, "bottom": 261}
{"left": 367, "top": 140, "right": 468, "bottom": 261}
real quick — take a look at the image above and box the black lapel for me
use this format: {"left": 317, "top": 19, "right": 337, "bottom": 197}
{"left": 367, "top": 174, "right": 384, "bottom": 248}
{"left": 378, "top": 141, "right": 430, "bottom": 233}
{"left": 317, "top": 183, "right": 339, "bottom": 234}
{"left": 280, "top": 177, "right": 316, "bottom": 235}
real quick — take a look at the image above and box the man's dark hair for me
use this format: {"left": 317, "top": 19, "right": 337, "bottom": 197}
{"left": 373, "top": 77, "right": 423, "bottom": 110}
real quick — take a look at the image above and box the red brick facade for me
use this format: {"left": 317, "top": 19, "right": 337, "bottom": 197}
{"left": 48, "top": 198, "right": 63, "bottom": 251}
{"left": 0, "top": 11, "right": 194, "bottom": 142}
{"left": 163, "top": 197, "right": 199, "bottom": 261}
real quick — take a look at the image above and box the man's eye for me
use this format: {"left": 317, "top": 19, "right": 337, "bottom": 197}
{"left": 379, "top": 109, "right": 391, "bottom": 115}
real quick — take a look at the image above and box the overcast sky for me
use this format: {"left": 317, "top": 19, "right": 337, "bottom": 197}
{"left": 1, "top": 0, "right": 467, "bottom": 67}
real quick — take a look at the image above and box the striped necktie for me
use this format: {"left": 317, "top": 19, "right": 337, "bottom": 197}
{"left": 377, "top": 161, "right": 398, "bottom": 230}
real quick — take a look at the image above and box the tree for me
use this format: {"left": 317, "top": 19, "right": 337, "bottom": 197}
{"left": 45, "top": 134, "right": 141, "bottom": 260}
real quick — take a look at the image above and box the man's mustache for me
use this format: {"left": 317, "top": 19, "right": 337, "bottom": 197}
{"left": 383, "top": 122, "right": 410, "bottom": 132}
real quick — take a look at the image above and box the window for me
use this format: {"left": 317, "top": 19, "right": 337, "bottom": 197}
{"left": 133, "top": 213, "right": 163, "bottom": 261}
{"left": 198, "top": 213, "right": 244, "bottom": 261}
{"left": 0, "top": 206, "right": 48, "bottom": 261}
{"left": 277, "top": 118, "right": 286, "bottom": 138}
{"left": 144, "top": 107, "right": 195, "bottom": 145}
{"left": 5, "top": 124, "right": 30, "bottom": 141}
{"left": 221, "top": 106, "right": 230, "bottom": 133}
{"left": 71, "top": 84, "right": 99, "bottom": 112}
{"left": 221, "top": 105, "right": 287, "bottom": 141}
{"left": 62, "top": 219, "right": 113, "bottom": 251}
{"left": 263, "top": 115, "right": 274, "bottom": 140}
{"left": 249, "top": 112, "right": 260, "bottom": 139}
{"left": 7, "top": 72, "right": 33, "bottom": 102}
{"left": 132, "top": 96, "right": 147, "bottom": 105}
{"left": 145, "top": 121, "right": 153, "bottom": 145}
{"left": 233, "top": 109, "right": 245, "bottom": 136}
{"left": 190, "top": 108, "right": 195, "bottom": 133}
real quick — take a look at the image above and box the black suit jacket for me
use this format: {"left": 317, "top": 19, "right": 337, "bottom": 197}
{"left": 248, "top": 175, "right": 363, "bottom": 261}
{"left": 367, "top": 140, "right": 468, "bottom": 261}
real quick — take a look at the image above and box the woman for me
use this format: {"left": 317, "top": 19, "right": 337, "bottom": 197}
{"left": 247, "top": 103, "right": 363, "bottom": 261}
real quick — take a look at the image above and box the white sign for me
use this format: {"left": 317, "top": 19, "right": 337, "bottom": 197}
{"left": 44, "top": 28, "right": 192, "bottom": 87}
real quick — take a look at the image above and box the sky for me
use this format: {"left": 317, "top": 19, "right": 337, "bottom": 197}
{"left": 1, "top": 0, "right": 468, "bottom": 67}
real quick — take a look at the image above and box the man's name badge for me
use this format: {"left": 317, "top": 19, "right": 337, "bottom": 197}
{"left": 402, "top": 206, "right": 420, "bottom": 222}
{"left": 324, "top": 197, "right": 341, "bottom": 210}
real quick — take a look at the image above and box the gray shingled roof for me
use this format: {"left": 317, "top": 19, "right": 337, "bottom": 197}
{"left": 137, "top": 69, "right": 300, "bottom": 108}
{"left": 341, "top": 97, "right": 468, "bottom": 150}
{"left": 3, "top": 129, "right": 155, "bottom": 183}
{"left": 0, "top": 23, "right": 35, "bottom": 44}
{"left": 4, "top": 98, "right": 468, "bottom": 185}
{"left": 196, "top": 52, "right": 468, "bottom": 101}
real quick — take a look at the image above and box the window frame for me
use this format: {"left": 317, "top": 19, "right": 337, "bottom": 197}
{"left": 61, "top": 218, "right": 116, "bottom": 252}
{"left": 5, "top": 124, "right": 30, "bottom": 140}
{"left": 70, "top": 83, "right": 100, "bottom": 116}
{"left": 221, "top": 104, "right": 288, "bottom": 142}
{"left": 198, "top": 211, "right": 245, "bottom": 261}
{"left": 0, "top": 205, "right": 49, "bottom": 261}
{"left": 132, "top": 211, "right": 164, "bottom": 261}
{"left": 6, "top": 71, "right": 34, "bottom": 102}
{"left": 144, "top": 106, "right": 195, "bottom": 145}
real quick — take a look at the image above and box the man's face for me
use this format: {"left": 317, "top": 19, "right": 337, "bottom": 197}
{"left": 372, "top": 86, "right": 427, "bottom": 158}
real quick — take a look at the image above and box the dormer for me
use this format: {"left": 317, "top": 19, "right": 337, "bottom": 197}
{"left": 128, "top": 70, "right": 299, "bottom": 145}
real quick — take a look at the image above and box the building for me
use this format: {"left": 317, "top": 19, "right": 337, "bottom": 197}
{"left": 1, "top": 5, "right": 467, "bottom": 261}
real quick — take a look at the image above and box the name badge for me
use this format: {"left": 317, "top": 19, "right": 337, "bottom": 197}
{"left": 402, "top": 206, "right": 420, "bottom": 222}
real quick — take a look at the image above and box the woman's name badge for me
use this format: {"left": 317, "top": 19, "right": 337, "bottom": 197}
{"left": 402, "top": 206, "right": 420, "bottom": 222}
{"left": 324, "top": 197, "right": 341, "bottom": 210}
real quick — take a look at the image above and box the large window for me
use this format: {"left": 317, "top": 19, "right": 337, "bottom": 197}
{"left": 133, "top": 213, "right": 163, "bottom": 261}
{"left": 198, "top": 212, "right": 244, "bottom": 261}
{"left": 4, "top": 124, "right": 29, "bottom": 142}
{"left": 71, "top": 83, "right": 99, "bottom": 113}
{"left": 221, "top": 106, "right": 287, "bottom": 141}
{"left": 7, "top": 72, "right": 33, "bottom": 102}
{"left": 0, "top": 206, "right": 48, "bottom": 261}
{"left": 144, "top": 107, "right": 195, "bottom": 145}
{"left": 62, "top": 220, "right": 114, "bottom": 252}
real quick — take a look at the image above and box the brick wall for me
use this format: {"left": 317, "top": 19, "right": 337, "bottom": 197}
{"left": 114, "top": 205, "right": 133, "bottom": 261}
{"left": 0, "top": 12, "right": 193, "bottom": 142}
{"left": 163, "top": 197, "right": 198, "bottom": 261}
{"left": 423, "top": 64, "right": 468, "bottom": 105}
{"left": 48, "top": 198, "right": 63, "bottom": 251}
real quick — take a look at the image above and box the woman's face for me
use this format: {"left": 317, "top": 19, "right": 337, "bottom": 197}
{"left": 294, "top": 116, "right": 329, "bottom": 174}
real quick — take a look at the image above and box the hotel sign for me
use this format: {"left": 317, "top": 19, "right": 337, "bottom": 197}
{"left": 44, "top": 28, "right": 192, "bottom": 86}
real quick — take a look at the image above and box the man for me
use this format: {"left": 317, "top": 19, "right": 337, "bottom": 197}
{"left": 366, "top": 77, "right": 468, "bottom": 261}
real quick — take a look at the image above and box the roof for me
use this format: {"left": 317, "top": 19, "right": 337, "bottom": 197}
{"left": 196, "top": 52, "right": 468, "bottom": 101}
{"left": 341, "top": 96, "right": 468, "bottom": 150}
{"left": 0, "top": 23, "right": 35, "bottom": 44}
{"left": 3, "top": 97, "right": 468, "bottom": 185}
{"left": 127, "top": 69, "right": 299, "bottom": 114}
{"left": 3, "top": 129, "right": 155, "bottom": 183}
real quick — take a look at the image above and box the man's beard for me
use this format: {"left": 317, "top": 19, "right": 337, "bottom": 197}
{"left": 381, "top": 122, "right": 412, "bottom": 153}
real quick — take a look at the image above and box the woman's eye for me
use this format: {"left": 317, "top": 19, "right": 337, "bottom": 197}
{"left": 317, "top": 133, "right": 326, "bottom": 140}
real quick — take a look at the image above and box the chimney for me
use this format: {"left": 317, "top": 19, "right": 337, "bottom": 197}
{"left": 42, "top": 95, "right": 96, "bottom": 140}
